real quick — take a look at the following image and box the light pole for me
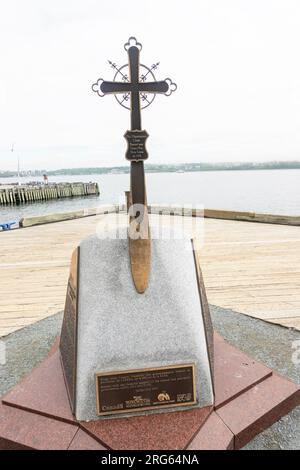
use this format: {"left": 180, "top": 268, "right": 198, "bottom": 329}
{"left": 11, "top": 143, "right": 20, "bottom": 185}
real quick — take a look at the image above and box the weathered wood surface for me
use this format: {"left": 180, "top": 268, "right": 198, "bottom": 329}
{"left": 18, "top": 205, "right": 300, "bottom": 229}
{"left": 0, "top": 182, "right": 99, "bottom": 205}
{"left": 149, "top": 205, "right": 300, "bottom": 226}
{"left": 20, "top": 205, "right": 120, "bottom": 227}
{"left": 0, "top": 212, "right": 299, "bottom": 336}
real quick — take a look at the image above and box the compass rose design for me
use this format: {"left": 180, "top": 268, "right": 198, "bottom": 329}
{"left": 108, "top": 60, "right": 161, "bottom": 109}
{"left": 92, "top": 37, "right": 177, "bottom": 114}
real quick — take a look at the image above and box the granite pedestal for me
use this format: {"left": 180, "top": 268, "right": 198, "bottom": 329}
{"left": 60, "top": 233, "right": 214, "bottom": 421}
{"left": 1, "top": 230, "right": 299, "bottom": 449}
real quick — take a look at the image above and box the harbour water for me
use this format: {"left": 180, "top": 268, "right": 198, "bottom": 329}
{"left": 0, "top": 169, "right": 300, "bottom": 222}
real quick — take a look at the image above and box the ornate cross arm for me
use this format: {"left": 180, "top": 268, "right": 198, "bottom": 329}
{"left": 100, "top": 82, "right": 132, "bottom": 94}
{"left": 100, "top": 80, "right": 169, "bottom": 95}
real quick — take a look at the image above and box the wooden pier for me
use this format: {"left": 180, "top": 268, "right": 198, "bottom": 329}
{"left": 0, "top": 182, "right": 99, "bottom": 205}
{"left": 0, "top": 208, "right": 300, "bottom": 336}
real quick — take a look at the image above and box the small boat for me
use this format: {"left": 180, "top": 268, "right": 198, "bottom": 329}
{"left": 0, "top": 221, "right": 16, "bottom": 231}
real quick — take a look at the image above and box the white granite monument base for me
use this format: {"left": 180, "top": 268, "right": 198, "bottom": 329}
{"left": 62, "top": 231, "right": 214, "bottom": 421}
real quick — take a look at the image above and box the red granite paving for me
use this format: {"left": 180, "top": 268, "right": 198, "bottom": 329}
{"left": 0, "top": 402, "right": 77, "bottom": 450}
{"left": 68, "top": 429, "right": 107, "bottom": 450}
{"left": 187, "top": 411, "right": 234, "bottom": 450}
{"left": 1, "top": 335, "right": 299, "bottom": 450}
{"left": 214, "top": 333, "right": 272, "bottom": 408}
{"left": 216, "top": 372, "right": 300, "bottom": 449}
{"left": 2, "top": 351, "right": 74, "bottom": 424}
{"left": 81, "top": 406, "right": 212, "bottom": 450}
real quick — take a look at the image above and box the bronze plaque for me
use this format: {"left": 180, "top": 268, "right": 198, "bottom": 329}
{"left": 95, "top": 364, "right": 196, "bottom": 416}
{"left": 124, "top": 129, "right": 149, "bottom": 161}
{"left": 59, "top": 247, "right": 79, "bottom": 412}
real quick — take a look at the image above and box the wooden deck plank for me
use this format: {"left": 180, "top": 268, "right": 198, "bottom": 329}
{"left": 0, "top": 212, "right": 299, "bottom": 336}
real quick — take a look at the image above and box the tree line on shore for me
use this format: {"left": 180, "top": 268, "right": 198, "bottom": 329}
{"left": 1, "top": 160, "right": 300, "bottom": 178}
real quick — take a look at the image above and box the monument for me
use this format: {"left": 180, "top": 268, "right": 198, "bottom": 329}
{"left": 1, "top": 37, "right": 299, "bottom": 451}
{"left": 59, "top": 36, "right": 214, "bottom": 420}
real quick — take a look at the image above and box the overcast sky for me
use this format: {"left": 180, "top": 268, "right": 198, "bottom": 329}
{"left": 0, "top": 0, "right": 300, "bottom": 171}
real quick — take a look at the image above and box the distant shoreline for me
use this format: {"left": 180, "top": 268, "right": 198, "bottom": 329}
{"left": 1, "top": 161, "right": 300, "bottom": 178}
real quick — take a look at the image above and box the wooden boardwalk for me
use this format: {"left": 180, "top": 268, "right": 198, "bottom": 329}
{"left": 0, "top": 212, "right": 300, "bottom": 336}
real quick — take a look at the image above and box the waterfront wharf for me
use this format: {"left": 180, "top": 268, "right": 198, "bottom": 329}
{"left": 0, "top": 182, "right": 99, "bottom": 205}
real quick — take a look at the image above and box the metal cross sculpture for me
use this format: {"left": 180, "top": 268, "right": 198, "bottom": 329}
{"left": 92, "top": 37, "right": 177, "bottom": 293}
